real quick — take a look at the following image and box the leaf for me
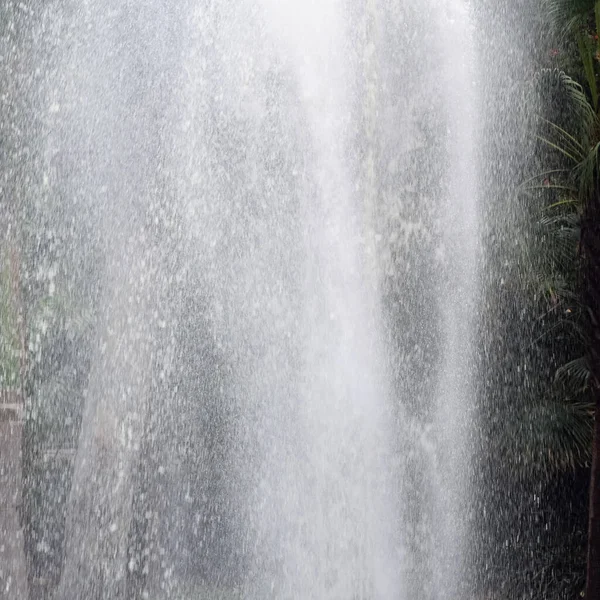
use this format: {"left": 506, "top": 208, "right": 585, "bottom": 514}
{"left": 555, "top": 356, "right": 591, "bottom": 390}
{"left": 577, "top": 32, "right": 599, "bottom": 110}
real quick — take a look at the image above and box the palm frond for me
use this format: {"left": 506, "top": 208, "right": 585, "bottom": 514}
{"left": 545, "top": 198, "right": 579, "bottom": 209}
{"left": 544, "top": 0, "right": 596, "bottom": 36}
{"left": 537, "top": 116, "right": 587, "bottom": 161}
{"left": 575, "top": 140, "right": 600, "bottom": 200}
{"left": 537, "top": 70, "right": 597, "bottom": 147}
{"left": 498, "top": 399, "right": 593, "bottom": 474}
{"left": 537, "top": 134, "right": 582, "bottom": 163}
{"left": 577, "top": 31, "right": 599, "bottom": 110}
{"left": 519, "top": 169, "right": 571, "bottom": 191}
{"left": 538, "top": 211, "right": 580, "bottom": 228}
{"left": 555, "top": 356, "right": 591, "bottom": 390}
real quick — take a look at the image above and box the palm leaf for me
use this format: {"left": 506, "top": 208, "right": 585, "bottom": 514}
{"left": 537, "top": 116, "right": 587, "bottom": 161}
{"left": 577, "top": 32, "right": 599, "bottom": 110}
{"left": 575, "top": 140, "right": 600, "bottom": 200}
{"left": 555, "top": 356, "right": 591, "bottom": 391}
{"left": 544, "top": 0, "right": 596, "bottom": 36}
{"left": 537, "top": 70, "right": 597, "bottom": 147}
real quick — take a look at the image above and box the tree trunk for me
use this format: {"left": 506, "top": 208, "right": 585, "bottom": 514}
{"left": 584, "top": 183, "right": 600, "bottom": 600}
{"left": 588, "top": 403, "right": 600, "bottom": 600}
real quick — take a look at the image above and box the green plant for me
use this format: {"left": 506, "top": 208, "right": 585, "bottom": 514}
{"left": 0, "top": 254, "right": 21, "bottom": 389}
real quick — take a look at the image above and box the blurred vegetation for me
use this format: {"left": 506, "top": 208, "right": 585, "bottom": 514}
{"left": 0, "top": 253, "right": 20, "bottom": 389}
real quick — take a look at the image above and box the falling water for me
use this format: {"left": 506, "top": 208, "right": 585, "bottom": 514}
{"left": 3, "top": 0, "right": 481, "bottom": 598}
{"left": 174, "top": 2, "right": 399, "bottom": 596}
{"left": 433, "top": 2, "right": 478, "bottom": 599}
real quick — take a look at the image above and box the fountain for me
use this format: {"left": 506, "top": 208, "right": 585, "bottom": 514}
{"left": 3, "top": 0, "right": 480, "bottom": 598}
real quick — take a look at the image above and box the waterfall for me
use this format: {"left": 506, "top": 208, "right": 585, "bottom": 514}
{"left": 433, "top": 2, "right": 479, "bottom": 598}
{"left": 14, "top": 1, "right": 481, "bottom": 598}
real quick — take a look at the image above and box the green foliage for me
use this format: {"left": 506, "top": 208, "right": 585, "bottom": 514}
{"left": 0, "top": 255, "right": 20, "bottom": 389}
{"left": 544, "top": 0, "right": 596, "bottom": 38}
{"left": 517, "top": 67, "right": 595, "bottom": 473}
{"left": 495, "top": 5, "right": 600, "bottom": 594}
